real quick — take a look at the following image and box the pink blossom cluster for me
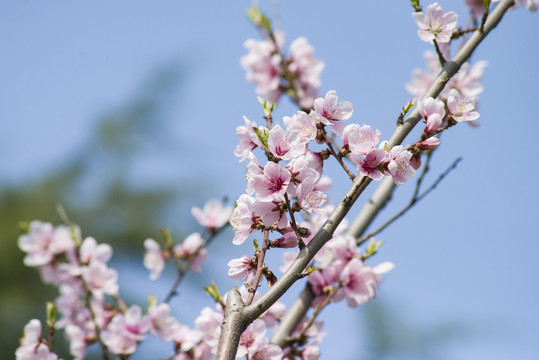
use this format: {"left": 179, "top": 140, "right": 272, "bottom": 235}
{"left": 15, "top": 319, "right": 58, "bottom": 360}
{"left": 143, "top": 198, "right": 233, "bottom": 280}
{"left": 277, "top": 208, "right": 394, "bottom": 309}
{"left": 241, "top": 32, "right": 324, "bottom": 109}
{"left": 16, "top": 219, "right": 228, "bottom": 360}
{"left": 228, "top": 88, "right": 402, "bottom": 356}
{"left": 408, "top": 2, "right": 487, "bottom": 126}
{"left": 191, "top": 287, "right": 327, "bottom": 359}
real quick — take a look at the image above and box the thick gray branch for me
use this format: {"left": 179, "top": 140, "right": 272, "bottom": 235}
{"left": 216, "top": 289, "right": 246, "bottom": 360}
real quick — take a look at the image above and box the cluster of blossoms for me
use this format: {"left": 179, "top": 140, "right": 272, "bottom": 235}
{"left": 15, "top": 2, "right": 536, "bottom": 359}
{"left": 227, "top": 88, "right": 406, "bottom": 356}
{"left": 15, "top": 198, "right": 234, "bottom": 360}
{"left": 241, "top": 31, "right": 324, "bottom": 109}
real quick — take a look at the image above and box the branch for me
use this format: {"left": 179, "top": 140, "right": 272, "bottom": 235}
{"left": 267, "top": 0, "right": 515, "bottom": 349}
{"left": 219, "top": 1, "right": 516, "bottom": 357}
{"left": 216, "top": 289, "right": 246, "bottom": 360}
{"left": 358, "top": 157, "right": 462, "bottom": 245}
{"left": 245, "top": 229, "right": 270, "bottom": 305}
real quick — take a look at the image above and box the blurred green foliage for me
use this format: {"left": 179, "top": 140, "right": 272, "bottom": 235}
{"left": 0, "top": 60, "right": 198, "bottom": 357}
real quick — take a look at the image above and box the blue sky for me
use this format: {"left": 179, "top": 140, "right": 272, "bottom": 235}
{"left": 1, "top": 1, "right": 538, "bottom": 359}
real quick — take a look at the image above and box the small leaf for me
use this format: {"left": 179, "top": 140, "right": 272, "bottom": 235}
{"left": 402, "top": 98, "right": 415, "bottom": 114}
{"left": 410, "top": 0, "right": 421, "bottom": 11}
{"left": 365, "top": 238, "right": 384, "bottom": 257}
{"left": 161, "top": 229, "right": 173, "bottom": 248}
{"left": 246, "top": 5, "right": 272, "bottom": 32}
{"left": 18, "top": 221, "right": 30, "bottom": 234}
{"left": 46, "top": 302, "right": 57, "bottom": 328}
{"left": 253, "top": 239, "right": 259, "bottom": 252}
{"left": 204, "top": 281, "right": 222, "bottom": 304}
{"left": 484, "top": 0, "right": 491, "bottom": 11}
{"left": 148, "top": 294, "right": 157, "bottom": 308}
{"left": 253, "top": 127, "right": 269, "bottom": 150}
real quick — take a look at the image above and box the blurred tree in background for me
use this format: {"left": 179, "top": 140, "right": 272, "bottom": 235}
{"left": 0, "top": 60, "right": 200, "bottom": 356}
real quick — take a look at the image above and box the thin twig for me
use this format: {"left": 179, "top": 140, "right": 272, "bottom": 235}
{"left": 284, "top": 193, "right": 306, "bottom": 249}
{"left": 163, "top": 224, "right": 229, "bottom": 303}
{"left": 433, "top": 39, "right": 447, "bottom": 66}
{"left": 358, "top": 157, "right": 462, "bottom": 245}
{"left": 82, "top": 283, "right": 110, "bottom": 360}
{"left": 324, "top": 136, "right": 356, "bottom": 180}
{"left": 245, "top": 229, "right": 270, "bottom": 305}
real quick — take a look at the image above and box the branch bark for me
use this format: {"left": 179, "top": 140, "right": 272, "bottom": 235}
{"left": 217, "top": 1, "right": 516, "bottom": 357}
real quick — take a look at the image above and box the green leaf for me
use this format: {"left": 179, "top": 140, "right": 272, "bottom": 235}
{"left": 246, "top": 5, "right": 272, "bottom": 32}
{"left": 148, "top": 294, "right": 157, "bottom": 308}
{"left": 365, "top": 238, "right": 384, "bottom": 257}
{"left": 161, "top": 228, "right": 173, "bottom": 247}
{"left": 484, "top": 0, "right": 491, "bottom": 11}
{"left": 18, "top": 221, "right": 30, "bottom": 234}
{"left": 253, "top": 127, "right": 269, "bottom": 150}
{"left": 410, "top": 0, "right": 421, "bottom": 11}
{"left": 46, "top": 302, "right": 57, "bottom": 328}
{"left": 402, "top": 98, "right": 415, "bottom": 114}
{"left": 204, "top": 281, "right": 222, "bottom": 304}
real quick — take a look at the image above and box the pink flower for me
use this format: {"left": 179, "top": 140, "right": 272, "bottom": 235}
{"left": 230, "top": 194, "right": 260, "bottom": 245}
{"left": 191, "top": 198, "right": 233, "bottom": 230}
{"left": 102, "top": 305, "right": 151, "bottom": 355}
{"left": 195, "top": 306, "right": 223, "bottom": 353}
{"left": 286, "top": 155, "right": 321, "bottom": 195}
{"left": 447, "top": 89, "right": 480, "bottom": 122}
{"left": 16, "top": 319, "right": 58, "bottom": 360}
{"left": 283, "top": 111, "right": 317, "bottom": 144}
{"left": 234, "top": 116, "right": 264, "bottom": 161}
{"left": 406, "top": 51, "right": 441, "bottom": 99}
{"left": 288, "top": 37, "right": 324, "bottom": 109}
{"left": 313, "top": 90, "right": 353, "bottom": 137}
{"left": 419, "top": 97, "right": 445, "bottom": 135}
{"left": 79, "top": 237, "right": 112, "bottom": 265}
{"left": 446, "top": 60, "right": 487, "bottom": 98}
{"left": 341, "top": 258, "right": 394, "bottom": 307}
{"left": 251, "top": 162, "right": 291, "bottom": 202}
{"left": 266, "top": 125, "right": 305, "bottom": 161}
{"left": 172, "top": 323, "right": 203, "bottom": 353}
{"left": 387, "top": 146, "right": 416, "bottom": 185}
{"left": 237, "top": 319, "right": 278, "bottom": 359}
{"left": 252, "top": 199, "right": 288, "bottom": 228}
{"left": 65, "top": 325, "right": 87, "bottom": 360}
{"left": 308, "top": 266, "right": 340, "bottom": 297}
{"left": 81, "top": 262, "right": 118, "bottom": 299}
{"left": 143, "top": 238, "right": 165, "bottom": 280}
{"left": 240, "top": 35, "right": 283, "bottom": 103}
{"left": 342, "top": 124, "right": 381, "bottom": 155}
{"left": 18, "top": 221, "right": 75, "bottom": 267}
{"left": 296, "top": 178, "right": 327, "bottom": 213}
{"left": 149, "top": 303, "right": 180, "bottom": 342}
{"left": 353, "top": 147, "right": 388, "bottom": 181}
{"left": 413, "top": 2, "right": 458, "bottom": 43}
{"left": 227, "top": 255, "right": 256, "bottom": 282}
{"left": 174, "top": 232, "right": 207, "bottom": 272}
{"left": 417, "top": 137, "right": 440, "bottom": 151}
